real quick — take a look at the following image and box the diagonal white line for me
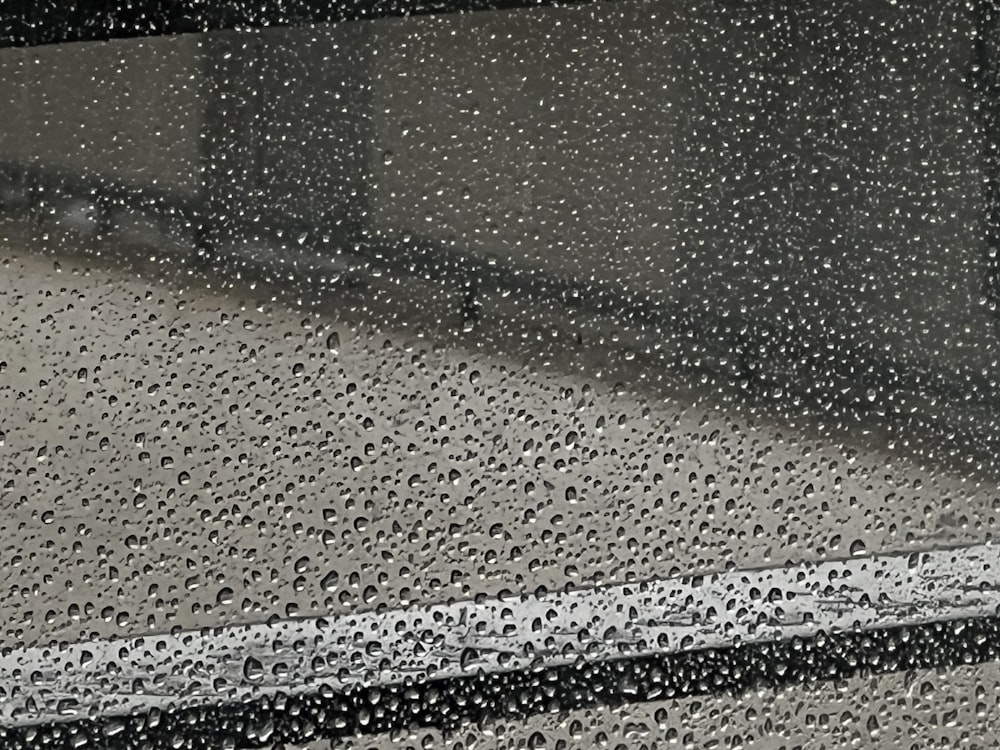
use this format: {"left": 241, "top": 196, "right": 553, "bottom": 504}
{"left": 1, "top": 543, "right": 998, "bottom": 726}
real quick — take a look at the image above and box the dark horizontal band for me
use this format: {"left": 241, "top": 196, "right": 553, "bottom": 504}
{"left": 0, "top": 0, "right": 592, "bottom": 48}
{"left": 2, "top": 615, "right": 999, "bottom": 750}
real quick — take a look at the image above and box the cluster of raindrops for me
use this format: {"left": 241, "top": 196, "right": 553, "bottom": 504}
{"left": 2, "top": 0, "right": 1000, "bottom": 747}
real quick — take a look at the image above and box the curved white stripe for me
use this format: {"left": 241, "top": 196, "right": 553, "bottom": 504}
{"left": 1, "top": 543, "right": 997, "bottom": 726}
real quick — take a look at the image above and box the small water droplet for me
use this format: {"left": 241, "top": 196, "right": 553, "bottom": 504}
{"left": 321, "top": 570, "right": 339, "bottom": 591}
{"left": 243, "top": 656, "right": 264, "bottom": 682}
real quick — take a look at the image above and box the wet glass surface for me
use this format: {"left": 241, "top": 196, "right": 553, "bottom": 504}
{"left": 3, "top": 0, "right": 1000, "bottom": 746}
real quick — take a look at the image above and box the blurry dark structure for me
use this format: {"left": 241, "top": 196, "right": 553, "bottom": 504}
{"left": 974, "top": 0, "right": 1000, "bottom": 317}
{"left": 0, "top": 0, "right": 583, "bottom": 47}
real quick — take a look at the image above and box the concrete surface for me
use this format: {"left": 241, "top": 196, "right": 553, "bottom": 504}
{"left": 2, "top": 222, "right": 999, "bottom": 650}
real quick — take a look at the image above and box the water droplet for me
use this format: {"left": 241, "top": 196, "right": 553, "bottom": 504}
{"left": 243, "top": 656, "right": 264, "bottom": 682}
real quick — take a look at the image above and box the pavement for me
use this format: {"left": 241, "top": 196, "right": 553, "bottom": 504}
{"left": 2, "top": 217, "right": 999, "bottom": 653}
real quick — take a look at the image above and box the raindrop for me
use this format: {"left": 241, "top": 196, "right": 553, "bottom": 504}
{"left": 242, "top": 656, "right": 264, "bottom": 683}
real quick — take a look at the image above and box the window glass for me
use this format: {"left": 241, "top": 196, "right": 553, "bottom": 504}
{"left": 2, "top": 1, "right": 1000, "bottom": 748}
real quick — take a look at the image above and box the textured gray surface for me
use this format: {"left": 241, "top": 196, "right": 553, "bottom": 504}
{"left": 3, "top": 542, "right": 998, "bottom": 725}
{"left": 1, "top": 0, "right": 999, "bottom": 742}
{"left": 2, "top": 232, "right": 998, "bottom": 651}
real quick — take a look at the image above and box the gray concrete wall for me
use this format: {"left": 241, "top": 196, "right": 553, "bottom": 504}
{"left": 0, "top": 34, "right": 204, "bottom": 198}
{"left": 369, "top": 0, "right": 991, "bottom": 374}
{"left": 0, "top": 0, "right": 992, "bottom": 379}
{"left": 199, "top": 25, "right": 375, "bottom": 245}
